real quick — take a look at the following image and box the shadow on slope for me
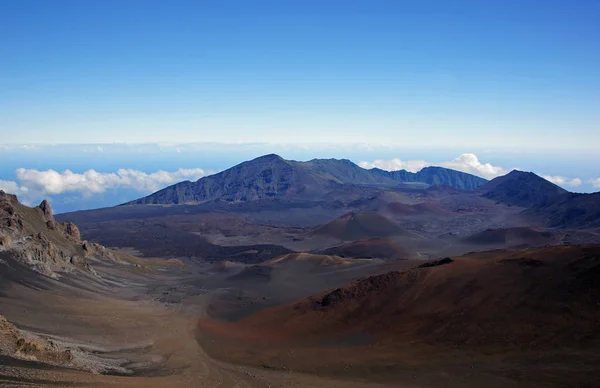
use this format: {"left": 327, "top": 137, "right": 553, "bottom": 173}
{"left": 198, "top": 245, "right": 600, "bottom": 386}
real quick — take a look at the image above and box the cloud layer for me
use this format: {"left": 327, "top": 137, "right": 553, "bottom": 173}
{"left": 359, "top": 153, "right": 509, "bottom": 180}
{"left": 0, "top": 155, "right": 591, "bottom": 210}
{"left": 542, "top": 175, "right": 582, "bottom": 188}
{"left": 359, "top": 153, "right": 584, "bottom": 188}
{"left": 0, "top": 168, "right": 209, "bottom": 202}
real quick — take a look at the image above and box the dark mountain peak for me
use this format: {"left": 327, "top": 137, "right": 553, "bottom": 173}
{"left": 232, "top": 153, "right": 291, "bottom": 172}
{"left": 483, "top": 170, "right": 565, "bottom": 191}
{"left": 125, "top": 155, "right": 491, "bottom": 205}
{"left": 126, "top": 153, "right": 299, "bottom": 205}
{"left": 479, "top": 170, "right": 567, "bottom": 208}
{"left": 504, "top": 169, "right": 545, "bottom": 180}
{"left": 507, "top": 169, "right": 529, "bottom": 176}
{"left": 249, "top": 153, "right": 285, "bottom": 163}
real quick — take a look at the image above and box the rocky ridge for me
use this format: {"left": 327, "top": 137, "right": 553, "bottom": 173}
{"left": 0, "top": 190, "right": 117, "bottom": 278}
{"left": 125, "top": 154, "right": 488, "bottom": 205}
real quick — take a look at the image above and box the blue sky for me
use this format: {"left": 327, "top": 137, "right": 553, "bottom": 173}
{"left": 1, "top": 0, "right": 599, "bottom": 147}
{"left": 0, "top": 1, "right": 599, "bottom": 211}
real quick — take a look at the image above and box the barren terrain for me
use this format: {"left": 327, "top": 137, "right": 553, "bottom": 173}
{"left": 4, "top": 162, "right": 600, "bottom": 387}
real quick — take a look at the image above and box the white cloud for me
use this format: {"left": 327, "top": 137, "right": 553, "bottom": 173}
{"left": 9, "top": 167, "right": 209, "bottom": 197}
{"left": 438, "top": 153, "right": 510, "bottom": 180}
{"left": 0, "top": 180, "right": 29, "bottom": 195}
{"left": 542, "top": 176, "right": 582, "bottom": 187}
{"left": 359, "top": 154, "right": 590, "bottom": 189}
{"left": 359, "top": 153, "right": 509, "bottom": 180}
{"left": 0, "top": 180, "right": 32, "bottom": 205}
{"left": 359, "top": 158, "right": 427, "bottom": 173}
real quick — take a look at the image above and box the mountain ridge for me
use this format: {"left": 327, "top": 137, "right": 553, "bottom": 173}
{"left": 124, "top": 154, "right": 488, "bottom": 206}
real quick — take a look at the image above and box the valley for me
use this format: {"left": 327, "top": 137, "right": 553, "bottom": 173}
{"left": 4, "top": 1, "right": 599, "bottom": 386}
{"left": 1, "top": 155, "right": 600, "bottom": 387}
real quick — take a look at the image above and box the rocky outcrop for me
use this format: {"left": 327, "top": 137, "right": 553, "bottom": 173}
{"left": 0, "top": 314, "right": 94, "bottom": 372}
{"left": 38, "top": 199, "right": 54, "bottom": 220}
{"left": 0, "top": 192, "right": 117, "bottom": 278}
{"left": 61, "top": 222, "right": 81, "bottom": 241}
{"left": 37, "top": 199, "right": 57, "bottom": 229}
{"left": 82, "top": 240, "right": 115, "bottom": 261}
{"left": 0, "top": 314, "right": 72, "bottom": 365}
{"left": 1, "top": 192, "right": 23, "bottom": 231}
{"left": 10, "top": 233, "right": 70, "bottom": 278}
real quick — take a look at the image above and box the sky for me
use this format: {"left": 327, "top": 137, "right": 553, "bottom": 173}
{"left": 0, "top": 1, "right": 599, "bottom": 212}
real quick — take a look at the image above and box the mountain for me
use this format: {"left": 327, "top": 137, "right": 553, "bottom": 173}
{"left": 477, "top": 170, "right": 600, "bottom": 228}
{"left": 478, "top": 170, "right": 568, "bottom": 207}
{"left": 125, "top": 154, "right": 302, "bottom": 205}
{"left": 125, "top": 154, "right": 488, "bottom": 205}
{"left": 370, "top": 166, "right": 487, "bottom": 190}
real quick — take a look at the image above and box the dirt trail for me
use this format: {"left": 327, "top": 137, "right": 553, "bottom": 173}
{"left": 0, "top": 272, "right": 394, "bottom": 388}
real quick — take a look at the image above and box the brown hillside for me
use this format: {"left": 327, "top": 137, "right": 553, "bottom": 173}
{"left": 210, "top": 245, "right": 600, "bottom": 348}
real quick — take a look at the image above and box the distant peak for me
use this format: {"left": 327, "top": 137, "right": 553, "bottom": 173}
{"left": 504, "top": 170, "right": 552, "bottom": 182}
{"left": 506, "top": 169, "right": 531, "bottom": 176}
{"left": 253, "top": 153, "right": 283, "bottom": 161}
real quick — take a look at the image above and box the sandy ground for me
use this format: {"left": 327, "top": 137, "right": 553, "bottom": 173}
{"left": 0, "top": 258, "right": 404, "bottom": 388}
{"left": 3, "top": 246, "right": 600, "bottom": 388}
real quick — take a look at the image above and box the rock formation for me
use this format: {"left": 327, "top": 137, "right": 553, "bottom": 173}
{"left": 0, "top": 191, "right": 114, "bottom": 278}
